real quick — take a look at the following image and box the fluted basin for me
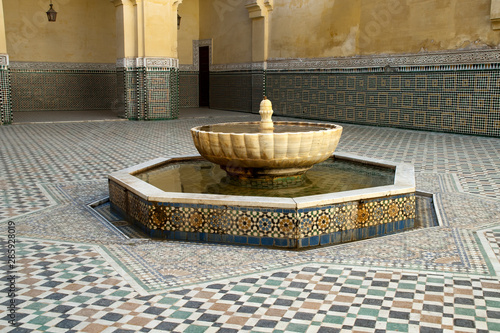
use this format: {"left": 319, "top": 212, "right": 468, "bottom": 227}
{"left": 191, "top": 121, "right": 343, "bottom": 181}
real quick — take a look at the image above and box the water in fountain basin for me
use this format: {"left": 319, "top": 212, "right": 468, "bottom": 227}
{"left": 135, "top": 158, "right": 395, "bottom": 198}
{"left": 198, "top": 123, "right": 330, "bottom": 133}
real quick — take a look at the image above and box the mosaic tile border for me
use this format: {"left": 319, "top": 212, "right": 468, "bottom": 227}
{"left": 267, "top": 49, "right": 500, "bottom": 71}
{"left": 0, "top": 67, "right": 12, "bottom": 125}
{"left": 110, "top": 189, "right": 415, "bottom": 249}
{"left": 193, "top": 49, "right": 500, "bottom": 73}
{"left": 117, "top": 57, "right": 179, "bottom": 69}
{"left": 0, "top": 53, "right": 9, "bottom": 66}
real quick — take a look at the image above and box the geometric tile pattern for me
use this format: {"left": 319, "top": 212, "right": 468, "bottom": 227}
{"left": 267, "top": 70, "right": 500, "bottom": 137}
{"left": 110, "top": 180, "right": 415, "bottom": 248}
{"left": 210, "top": 72, "right": 253, "bottom": 112}
{"left": 1, "top": 111, "right": 500, "bottom": 332}
{"left": 122, "top": 67, "right": 179, "bottom": 121}
{"left": 179, "top": 71, "right": 199, "bottom": 108}
{"left": 10, "top": 69, "right": 116, "bottom": 112}
{"left": 4, "top": 240, "right": 500, "bottom": 333}
{"left": 10, "top": 179, "right": 490, "bottom": 291}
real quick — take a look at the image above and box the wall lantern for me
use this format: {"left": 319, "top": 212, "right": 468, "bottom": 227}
{"left": 46, "top": 1, "right": 57, "bottom": 22}
{"left": 177, "top": 14, "right": 181, "bottom": 29}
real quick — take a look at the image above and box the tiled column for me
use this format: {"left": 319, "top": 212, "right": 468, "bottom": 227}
{"left": 0, "top": 0, "right": 11, "bottom": 125}
{"left": 113, "top": 0, "right": 181, "bottom": 120}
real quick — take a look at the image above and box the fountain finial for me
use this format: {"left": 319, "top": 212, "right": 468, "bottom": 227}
{"left": 259, "top": 97, "right": 274, "bottom": 132}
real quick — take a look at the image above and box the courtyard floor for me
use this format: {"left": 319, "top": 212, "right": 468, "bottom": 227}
{"left": 1, "top": 109, "right": 500, "bottom": 332}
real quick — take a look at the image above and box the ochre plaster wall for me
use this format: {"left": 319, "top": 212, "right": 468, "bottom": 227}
{"left": 199, "top": 0, "right": 252, "bottom": 65}
{"left": 178, "top": 0, "right": 199, "bottom": 65}
{"left": 267, "top": 0, "right": 500, "bottom": 59}
{"left": 0, "top": 0, "right": 7, "bottom": 53}
{"left": 4, "top": 0, "right": 116, "bottom": 63}
{"left": 138, "top": 0, "right": 178, "bottom": 58}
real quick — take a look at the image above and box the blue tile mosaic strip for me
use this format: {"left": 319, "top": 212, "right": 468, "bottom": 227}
{"left": 109, "top": 180, "right": 415, "bottom": 249}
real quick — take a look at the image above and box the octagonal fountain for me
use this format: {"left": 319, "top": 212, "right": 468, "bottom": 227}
{"left": 109, "top": 98, "right": 416, "bottom": 249}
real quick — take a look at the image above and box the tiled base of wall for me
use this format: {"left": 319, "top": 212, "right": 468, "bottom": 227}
{"left": 266, "top": 70, "right": 500, "bottom": 137}
{"left": 180, "top": 71, "right": 199, "bottom": 107}
{"left": 210, "top": 72, "right": 252, "bottom": 112}
{"left": 10, "top": 69, "right": 117, "bottom": 111}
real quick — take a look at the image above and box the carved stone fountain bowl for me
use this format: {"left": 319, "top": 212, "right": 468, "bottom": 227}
{"left": 191, "top": 121, "right": 343, "bottom": 178}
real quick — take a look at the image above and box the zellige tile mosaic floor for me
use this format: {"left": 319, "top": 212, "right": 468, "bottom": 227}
{"left": 1, "top": 111, "right": 500, "bottom": 332}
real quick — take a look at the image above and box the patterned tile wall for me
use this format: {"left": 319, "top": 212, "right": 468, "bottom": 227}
{"left": 123, "top": 68, "right": 141, "bottom": 119}
{"left": 147, "top": 68, "right": 179, "bottom": 120}
{"left": 252, "top": 71, "right": 265, "bottom": 113}
{"left": 115, "top": 69, "right": 125, "bottom": 117}
{"left": 210, "top": 72, "right": 252, "bottom": 112}
{"left": 10, "top": 69, "right": 117, "bottom": 112}
{"left": 179, "top": 71, "right": 199, "bottom": 107}
{"left": 0, "top": 68, "right": 12, "bottom": 124}
{"left": 266, "top": 70, "right": 500, "bottom": 137}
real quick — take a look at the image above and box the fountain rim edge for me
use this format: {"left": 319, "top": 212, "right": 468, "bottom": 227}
{"left": 190, "top": 121, "right": 343, "bottom": 135}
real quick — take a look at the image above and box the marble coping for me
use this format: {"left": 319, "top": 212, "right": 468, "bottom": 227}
{"left": 108, "top": 153, "right": 415, "bottom": 210}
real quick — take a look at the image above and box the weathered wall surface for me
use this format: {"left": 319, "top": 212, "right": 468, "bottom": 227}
{"left": 199, "top": 0, "right": 252, "bottom": 65}
{"left": 270, "top": 0, "right": 500, "bottom": 60}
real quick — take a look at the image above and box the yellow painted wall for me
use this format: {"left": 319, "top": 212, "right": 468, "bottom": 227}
{"left": 3, "top": 0, "right": 498, "bottom": 64}
{"left": 199, "top": 0, "right": 252, "bottom": 65}
{"left": 357, "top": 0, "right": 500, "bottom": 54}
{"left": 269, "top": 0, "right": 500, "bottom": 59}
{"left": 0, "top": 0, "right": 7, "bottom": 53}
{"left": 178, "top": 0, "right": 199, "bottom": 65}
{"left": 139, "top": 0, "right": 178, "bottom": 58}
{"left": 269, "top": 0, "right": 358, "bottom": 59}
{"left": 4, "top": 0, "right": 116, "bottom": 63}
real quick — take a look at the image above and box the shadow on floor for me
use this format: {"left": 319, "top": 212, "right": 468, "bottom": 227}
{"left": 13, "top": 108, "right": 254, "bottom": 124}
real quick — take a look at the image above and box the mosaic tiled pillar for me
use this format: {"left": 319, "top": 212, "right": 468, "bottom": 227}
{"left": 118, "top": 58, "right": 179, "bottom": 120}
{"left": 0, "top": 54, "right": 11, "bottom": 125}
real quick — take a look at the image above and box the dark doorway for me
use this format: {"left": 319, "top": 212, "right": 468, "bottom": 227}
{"left": 199, "top": 46, "right": 210, "bottom": 107}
